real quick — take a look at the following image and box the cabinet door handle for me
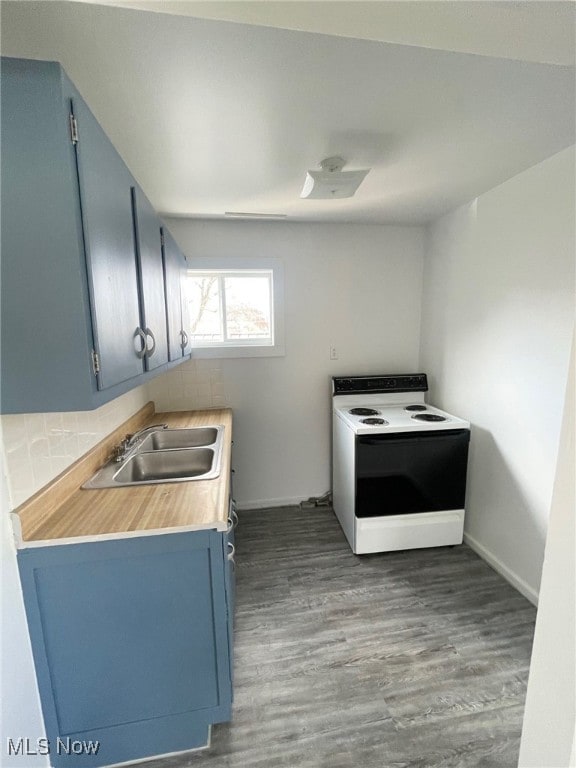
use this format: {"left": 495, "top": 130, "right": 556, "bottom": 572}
{"left": 145, "top": 328, "right": 156, "bottom": 357}
{"left": 134, "top": 328, "right": 146, "bottom": 359}
{"left": 227, "top": 517, "right": 233, "bottom": 534}
{"left": 232, "top": 508, "right": 239, "bottom": 528}
{"left": 180, "top": 330, "right": 189, "bottom": 350}
{"left": 227, "top": 542, "right": 235, "bottom": 562}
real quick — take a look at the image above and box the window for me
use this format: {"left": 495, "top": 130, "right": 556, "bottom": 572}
{"left": 183, "top": 260, "right": 284, "bottom": 358}
{"left": 187, "top": 270, "right": 273, "bottom": 345}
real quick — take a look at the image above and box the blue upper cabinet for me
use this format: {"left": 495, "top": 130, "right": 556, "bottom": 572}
{"left": 1, "top": 58, "right": 97, "bottom": 413}
{"left": 161, "top": 226, "right": 190, "bottom": 361}
{"left": 0, "top": 57, "right": 187, "bottom": 413}
{"left": 72, "top": 90, "right": 146, "bottom": 389}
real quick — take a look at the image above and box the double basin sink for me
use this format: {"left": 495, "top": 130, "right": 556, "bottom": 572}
{"left": 83, "top": 426, "right": 224, "bottom": 489}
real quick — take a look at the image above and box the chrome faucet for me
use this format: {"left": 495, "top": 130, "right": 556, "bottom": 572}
{"left": 112, "top": 424, "right": 168, "bottom": 462}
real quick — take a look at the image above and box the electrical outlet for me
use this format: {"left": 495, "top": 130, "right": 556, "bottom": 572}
{"left": 330, "top": 345, "right": 338, "bottom": 360}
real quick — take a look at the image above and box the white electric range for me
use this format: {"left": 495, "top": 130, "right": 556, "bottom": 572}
{"left": 332, "top": 373, "right": 471, "bottom": 554}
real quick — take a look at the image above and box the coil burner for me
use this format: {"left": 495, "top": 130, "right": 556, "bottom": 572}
{"left": 411, "top": 413, "right": 447, "bottom": 422}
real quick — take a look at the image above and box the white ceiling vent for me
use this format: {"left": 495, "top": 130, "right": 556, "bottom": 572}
{"left": 300, "top": 156, "right": 370, "bottom": 200}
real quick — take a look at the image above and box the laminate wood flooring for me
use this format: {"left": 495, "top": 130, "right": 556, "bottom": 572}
{"left": 141, "top": 506, "right": 537, "bottom": 768}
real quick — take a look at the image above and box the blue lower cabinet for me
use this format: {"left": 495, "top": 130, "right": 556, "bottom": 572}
{"left": 18, "top": 531, "right": 233, "bottom": 767}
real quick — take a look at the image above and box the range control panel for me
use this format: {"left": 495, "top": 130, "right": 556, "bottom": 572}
{"left": 332, "top": 373, "right": 428, "bottom": 396}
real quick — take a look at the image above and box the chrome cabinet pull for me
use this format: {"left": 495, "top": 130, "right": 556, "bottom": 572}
{"left": 134, "top": 328, "right": 146, "bottom": 359}
{"left": 232, "top": 508, "right": 239, "bottom": 528}
{"left": 227, "top": 516, "right": 233, "bottom": 534}
{"left": 145, "top": 328, "right": 156, "bottom": 357}
{"left": 181, "top": 330, "right": 189, "bottom": 350}
{"left": 227, "top": 541, "right": 236, "bottom": 567}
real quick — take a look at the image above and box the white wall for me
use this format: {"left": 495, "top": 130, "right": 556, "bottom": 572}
{"left": 0, "top": 430, "right": 47, "bottom": 767}
{"left": 518, "top": 333, "right": 575, "bottom": 767}
{"left": 419, "top": 145, "right": 575, "bottom": 602}
{"left": 149, "top": 220, "right": 425, "bottom": 507}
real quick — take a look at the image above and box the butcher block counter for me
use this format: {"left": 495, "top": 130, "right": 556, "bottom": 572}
{"left": 14, "top": 402, "right": 233, "bottom": 546}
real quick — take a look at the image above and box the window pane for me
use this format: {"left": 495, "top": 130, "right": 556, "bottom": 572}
{"left": 187, "top": 275, "right": 223, "bottom": 343}
{"left": 224, "top": 276, "right": 272, "bottom": 342}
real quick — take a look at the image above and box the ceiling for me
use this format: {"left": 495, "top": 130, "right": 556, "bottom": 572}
{"left": 2, "top": 1, "right": 575, "bottom": 224}
{"left": 74, "top": 1, "right": 576, "bottom": 66}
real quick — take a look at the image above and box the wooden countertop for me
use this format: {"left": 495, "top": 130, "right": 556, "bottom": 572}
{"left": 14, "top": 404, "right": 232, "bottom": 547}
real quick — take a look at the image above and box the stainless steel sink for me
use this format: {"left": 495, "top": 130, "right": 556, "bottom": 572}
{"left": 114, "top": 448, "right": 217, "bottom": 484}
{"left": 82, "top": 425, "right": 224, "bottom": 489}
{"left": 138, "top": 426, "right": 219, "bottom": 451}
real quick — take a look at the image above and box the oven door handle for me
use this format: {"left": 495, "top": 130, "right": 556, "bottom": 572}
{"left": 359, "top": 430, "right": 469, "bottom": 446}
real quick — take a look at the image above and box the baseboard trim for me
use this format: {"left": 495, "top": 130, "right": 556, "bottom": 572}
{"left": 463, "top": 532, "right": 539, "bottom": 606}
{"left": 235, "top": 496, "right": 309, "bottom": 511}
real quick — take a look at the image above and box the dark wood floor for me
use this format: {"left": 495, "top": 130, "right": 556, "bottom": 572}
{"left": 143, "top": 506, "right": 536, "bottom": 768}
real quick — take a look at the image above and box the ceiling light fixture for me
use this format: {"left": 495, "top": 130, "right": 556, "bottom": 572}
{"left": 224, "top": 211, "right": 288, "bottom": 219}
{"left": 300, "top": 156, "right": 370, "bottom": 200}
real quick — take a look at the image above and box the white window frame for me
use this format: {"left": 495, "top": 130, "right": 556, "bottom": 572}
{"left": 184, "top": 258, "right": 285, "bottom": 359}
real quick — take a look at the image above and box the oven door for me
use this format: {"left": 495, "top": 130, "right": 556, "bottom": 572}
{"left": 355, "top": 429, "right": 470, "bottom": 517}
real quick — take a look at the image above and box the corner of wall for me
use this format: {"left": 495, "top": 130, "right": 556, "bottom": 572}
{"left": 0, "top": 426, "right": 48, "bottom": 766}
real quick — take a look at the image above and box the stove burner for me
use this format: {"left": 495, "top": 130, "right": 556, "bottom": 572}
{"left": 349, "top": 408, "right": 380, "bottom": 416}
{"left": 361, "top": 417, "right": 388, "bottom": 426}
{"left": 411, "top": 413, "right": 447, "bottom": 422}
{"left": 405, "top": 404, "right": 427, "bottom": 412}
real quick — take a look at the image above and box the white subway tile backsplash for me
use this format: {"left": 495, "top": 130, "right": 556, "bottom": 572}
{"left": 211, "top": 382, "right": 226, "bottom": 399}
{"left": 196, "top": 385, "right": 212, "bottom": 401}
{"left": 24, "top": 413, "right": 46, "bottom": 443}
{"left": 7, "top": 443, "right": 34, "bottom": 485}
{"left": 1, "top": 365, "right": 231, "bottom": 510}
{"left": 44, "top": 412, "right": 64, "bottom": 435}
{"left": 168, "top": 378, "right": 184, "bottom": 402}
{"left": 138, "top": 357, "right": 228, "bottom": 413}
{"left": 171, "top": 398, "right": 192, "bottom": 412}
{"left": 31, "top": 456, "right": 55, "bottom": 492}
{"left": 2, "top": 415, "right": 28, "bottom": 450}
{"left": 50, "top": 455, "right": 72, "bottom": 478}
{"left": 1, "top": 385, "right": 149, "bottom": 510}
{"left": 29, "top": 437, "right": 49, "bottom": 460}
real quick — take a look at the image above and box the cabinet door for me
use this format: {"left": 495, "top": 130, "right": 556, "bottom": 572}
{"left": 72, "top": 96, "right": 144, "bottom": 389}
{"left": 132, "top": 188, "right": 169, "bottom": 370}
{"left": 161, "top": 227, "right": 189, "bottom": 360}
{"left": 1, "top": 58, "right": 98, "bottom": 414}
{"left": 18, "top": 531, "right": 232, "bottom": 767}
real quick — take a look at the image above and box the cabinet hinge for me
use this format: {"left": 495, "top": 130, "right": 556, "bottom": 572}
{"left": 69, "top": 114, "right": 79, "bottom": 145}
{"left": 91, "top": 350, "right": 100, "bottom": 375}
